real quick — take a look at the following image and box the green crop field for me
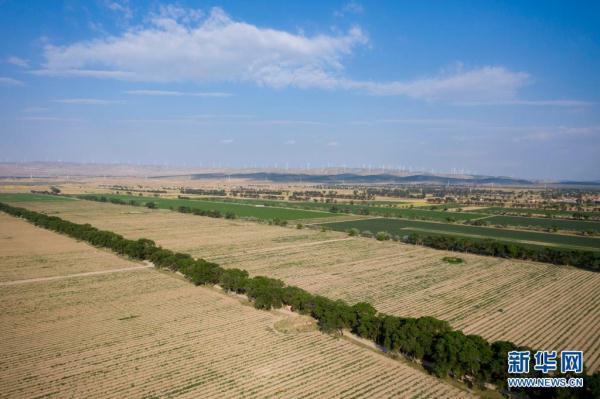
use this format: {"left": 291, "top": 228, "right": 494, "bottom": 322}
{"left": 318, "top": 218, "right": 600, "bottom": 252}
{"left": 0, "top": 193, "right": 73, "bottom": 202}
{"left": 479, "top": 207, "right": 600, "bottom": 220}
{"left": 198, "top": 197, "right": 485, "bottom": 222}
{"left": 483, "top": 215, "right": 600, "bottom": 233}
{"left": 76, "top": 194, "right": 335, "bottom": 221}
{"left": 414, "top": 203, "right": 464, "bottom": 210}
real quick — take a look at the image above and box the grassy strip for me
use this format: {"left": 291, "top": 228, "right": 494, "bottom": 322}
{"left": 0, "top": 201, "right": 597, "bottom": 399}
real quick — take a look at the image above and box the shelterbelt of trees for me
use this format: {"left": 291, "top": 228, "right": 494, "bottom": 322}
{"left": 76, "top": 194, "right": 236, "bottom": 219}
{"left": 402, "top": 233, "right": 600, "bottom": 272}
{"left": 1, "top": 202, "right": 598, "bottom": 399}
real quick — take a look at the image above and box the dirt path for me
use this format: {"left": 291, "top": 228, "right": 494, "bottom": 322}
{"left": 0, "top": 264, "right": 153, "bottom": 286}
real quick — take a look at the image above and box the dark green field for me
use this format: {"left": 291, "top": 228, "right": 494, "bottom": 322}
{"left": 199, "top": 197, "right": 485, "bottom": 222}
{"left": 483, "top": 215, "right": 600, "bottom": 233}
{"left": 318, "top": 218, "right": 600, "bottom": 252}
{"left": 76, "top": 193, "right": 335, "bottom": 221}
{"left": 479, "top": 207, "right": 600, "bottom": 220}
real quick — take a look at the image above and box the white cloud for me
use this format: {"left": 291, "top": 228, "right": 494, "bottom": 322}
{"left": 125, "top": 89, "right": 230, "bottom": 97}
{"left": 285, "top": 139, "right": 296, "bottom": 145}
{"left": 220, "top": 138, "right": 234, "bottom": 144}
{"left": 54, "top": 98, "right": 122, "bottom": 105}
{"left": 0, "top": 77, "right": 24, "bottom": 86}
{"left": 6, "top": 56, "right": 29, "bottom": 68}
{"left": 31, "top": 6, "right": 583, "bottom": 105}
{"left": 104, "top": 1, "right": 133, "bottom": 20}
{"left": 150, "top": 4, "right": 203, "bottom": 26}
{"left": 37, "top": 7, "right": 366, "bottom": 88}
{"left": 350, "top": 66, "right": 530, "bottom": 102}
{"left": 335, "top": 1, "right": 364, "bottom": 17}
{"left": 327, "top": 141, "right": 339, "bottom": 146}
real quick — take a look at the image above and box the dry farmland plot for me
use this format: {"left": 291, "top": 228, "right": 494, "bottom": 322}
{"left": 0, "top": 213, "right": 144, "bottom": 282}
{"left": 0, "top": 223, "right": 471, "bottom": 398}
{"left": 6, "top": 200, "right": 343, "bottom": 258}
{"left": 7, "top": 199, "right": 600, "bottom": 372}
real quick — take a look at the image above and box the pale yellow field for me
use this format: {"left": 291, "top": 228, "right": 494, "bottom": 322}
{"left": 0, "top": 213, "right": 144, "bottom": 282}
{"left": 0, "top": 215, "right": 471, "bottom": 398}
{"left": 7, "top": 199, "right": 600, "bottom": 372}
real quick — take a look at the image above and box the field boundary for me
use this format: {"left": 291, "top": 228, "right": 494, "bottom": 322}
{"left": 0, "top": 263, "right": 153, "bottom": 286}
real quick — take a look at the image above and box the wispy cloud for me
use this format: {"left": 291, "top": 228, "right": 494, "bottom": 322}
{"left": 191, "top": 114, "right": 253, "bottom": 119}
{"left": 22, "top": 106, "right": 49, "bottom": 113}
{"left": 348, "top": 66, "right": 529, "bottom": 102}
{"left": 19, "top": 116, "right": 82, "bottom": 122}
{"left": 118, "top": 114, "right": 254, "bottom": 123}
{"left": 327, "top": 141, "right": 340, "bottom": 147}
{"left": 455, "top": 99, "right": 594, "bottom": 107}
{"left": 104, "top": 0, "right": 133, "bottom": 20}
{"left": 512, "top": 125, "right": 600, "bottom": 142}
{"left": 125, "top": 90, "right": 231, "bottom": 97}
{"left": 0, "top": 77, "right": 24, "bottom": 86}
{"left": 334, "top": 1, "right": 364, "bottom": 17}
{"left": 259, "top": 119, "right": 330, "bottom": 126}
{"left": 6, "top": 56, "right": 29, "bottom": 68}
{"left": 54, "top": 98, "right": 123, "bottom": 105}
{"left": 31, "top": 69, "right": 134, "bottom": 79}
{"left": 285, "top": 139, "right": 296, "bottom": 145}
{"left": 220, "top": 138, "right": 234, "bottom": 144}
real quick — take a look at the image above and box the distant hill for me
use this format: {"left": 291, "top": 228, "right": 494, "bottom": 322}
{"left": 555, "top": 180, "right": 600, "bottom": 186}
{"left": 0, "top": 162, "right": 597, "bottom": 186}
{"left": 191, "top": 172, "right": 535, "bottom": 185}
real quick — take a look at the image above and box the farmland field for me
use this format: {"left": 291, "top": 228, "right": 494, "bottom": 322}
{"left": 199, "top": 196, "right": 486, "bottom": 222}
{"left": 479, "top": 207, "right": 600, "bottom": 220}
{"left": 0, "top": 213, "right": 144, "bottom": 282}
{"left": 318, "top": 218, "right": 600, "bottom": 252}
{"left": 77, "top": 193, "right": 336, "bottom": 221}
{"left": 5, "top": 197, "right": 600, "bottom": 372}
{"left": 482, "top": 214, "right": 600, "bottom": 233}
{"left": 0, "top": 213, "right": 471, "bottom": 398}
{"left": 0, "top": 193, "right": 72, "bottom": 202}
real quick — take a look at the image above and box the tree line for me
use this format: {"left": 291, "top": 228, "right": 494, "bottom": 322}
{"left": 401, "top": 232, "right": 600, "bottom": 272}
{"left": 1, "top": 201, "right": 597, "bottom": 398}
{"left": 76, "top": 195, "right": 236, "bottom": 219}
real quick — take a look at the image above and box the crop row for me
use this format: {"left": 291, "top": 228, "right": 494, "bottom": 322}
{"left": 1, "top": 272, "right": 468, "bottom": 398}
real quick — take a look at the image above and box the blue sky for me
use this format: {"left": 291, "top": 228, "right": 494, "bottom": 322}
{"left": 1, "top": 1, "right": 599, "bottom": 180}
